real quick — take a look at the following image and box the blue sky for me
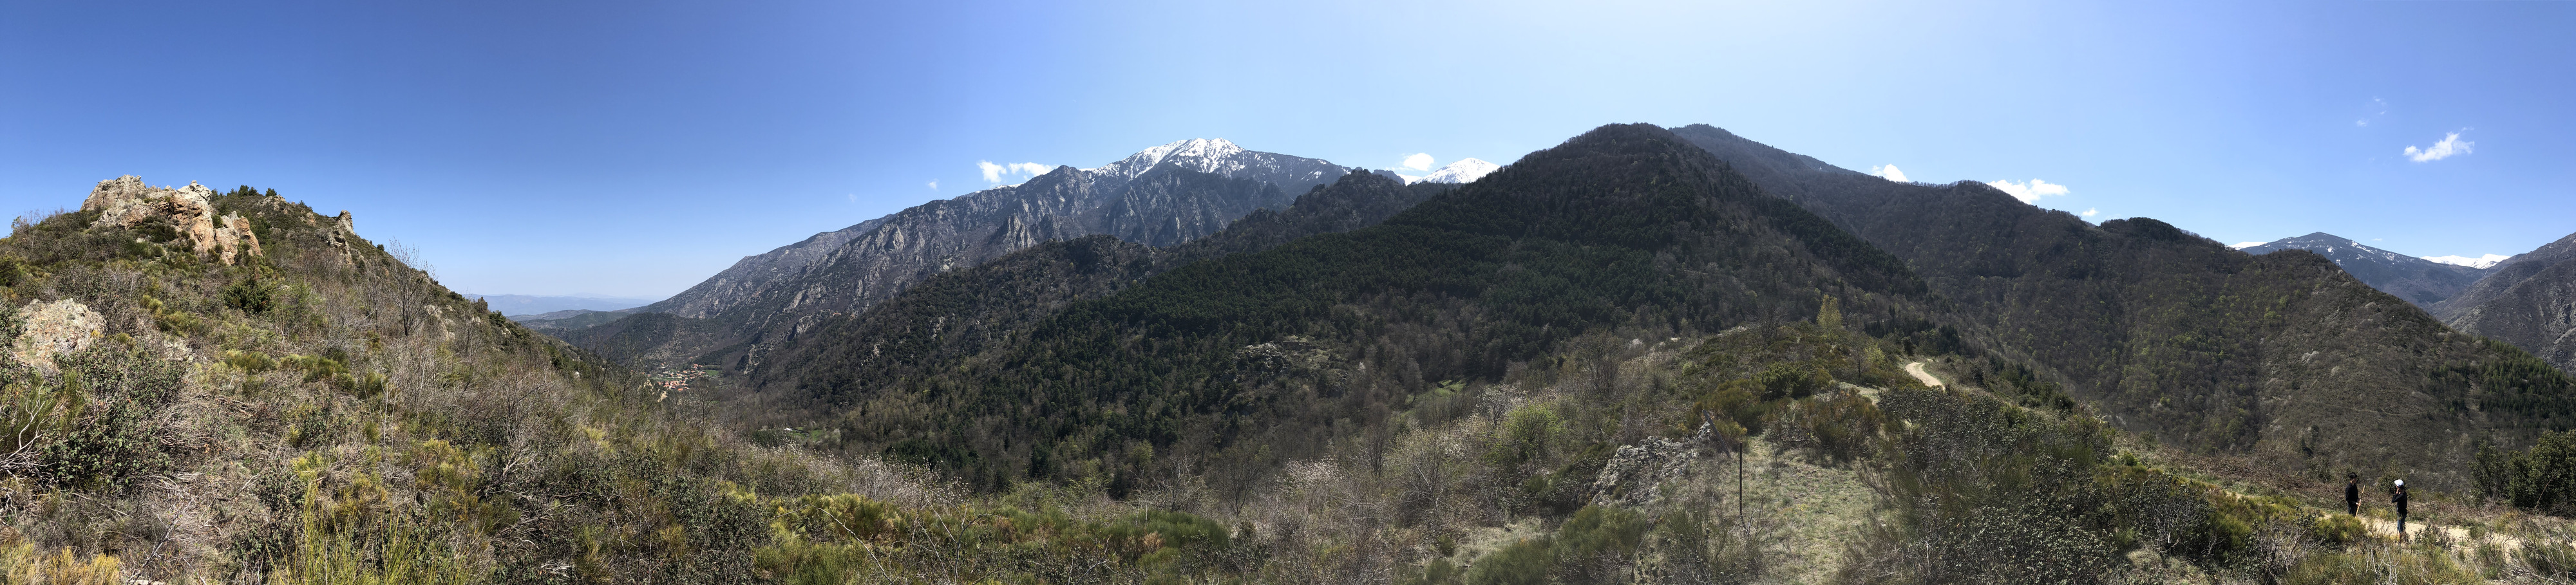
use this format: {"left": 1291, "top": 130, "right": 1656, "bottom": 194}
{"left": 5, "top": 0, "right": 2571, "bottom": 298}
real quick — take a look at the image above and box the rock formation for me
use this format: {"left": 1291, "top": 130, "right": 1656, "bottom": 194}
{"left": 82, "top": 176, "right": 263, "bottom": 265}
{"left": 10, "top": 299, "right": 102, "bottom": 375}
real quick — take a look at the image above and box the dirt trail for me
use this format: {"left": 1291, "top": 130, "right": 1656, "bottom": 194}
{"left": 2335, "top": 512, "right": 2526, "bottom": 549}
{"left": 1904, "top": 361, "right": 1944, "bottom": 388}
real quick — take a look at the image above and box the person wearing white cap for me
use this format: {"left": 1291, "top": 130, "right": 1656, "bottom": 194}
{"left": 2391, "top": 479, "right": 2410, "bottom": 541}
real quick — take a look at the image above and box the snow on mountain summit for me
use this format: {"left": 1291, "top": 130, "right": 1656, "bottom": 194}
{"left": 1420, "top": 158, "right": 1500, "bottom": 184}
{"left": 2423, "top": 254, "right": 2510, "bottom": 269}
{"left": 1086, "top": 138, "right": 1250, "bottom": 179}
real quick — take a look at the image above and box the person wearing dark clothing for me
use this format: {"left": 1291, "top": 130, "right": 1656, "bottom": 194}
{"left": 2392, "top": 479, "right": 2410, "bottom": 541}
{"left": 2345, "top": 476, "right": 2361, "bottom": 515}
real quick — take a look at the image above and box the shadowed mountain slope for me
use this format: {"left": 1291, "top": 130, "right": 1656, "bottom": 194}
{"left": 744, "top": 169, "right": 1457, "bottom": 407}
{"left": 1672, "top": 124, "right": 2576, "bottom": 488}
{"left": 2439, "top": 231, "right": 2576, "bottom": 374}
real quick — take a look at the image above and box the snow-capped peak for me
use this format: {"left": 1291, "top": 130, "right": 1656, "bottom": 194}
{"left": 1086, "top": 138, "right": 1248, "bottom": 180}
{"left": 2423, "top": 254, "right": 2510, "bottom": 269}
{"left": 1419, "top": 158, "right": 1500, "bottom": 184}
{"left": 2230, "top": 241, "right": 2266, "bottom": 250}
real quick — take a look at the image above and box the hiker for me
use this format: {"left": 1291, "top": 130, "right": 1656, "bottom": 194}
{"left": 2392, "top": 479, "right": 2410, "bottom": 541}
{"left": 2345, "top": 474, "right": 2360, "bottom": 515}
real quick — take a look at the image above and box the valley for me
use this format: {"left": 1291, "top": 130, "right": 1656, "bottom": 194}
{"left": 6, "top": 124, "right": 2576, "bottom": 584}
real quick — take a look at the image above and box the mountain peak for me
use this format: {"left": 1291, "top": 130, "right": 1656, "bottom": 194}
{"left": 1088, "top": 138, "right": 1249, "bottom": 179}
{"left": 2423, "top": 254, "right": 2510, "bottom": 269}
{"left": 1419, "top": 158, "right": 1501, "bottom": 184}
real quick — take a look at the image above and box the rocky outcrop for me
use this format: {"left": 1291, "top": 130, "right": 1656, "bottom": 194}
{"left": 10, "top": 299, "right": 103, "bottom": 375}
{"left": 82, "top": 176, "right": 263, "bottom": 265}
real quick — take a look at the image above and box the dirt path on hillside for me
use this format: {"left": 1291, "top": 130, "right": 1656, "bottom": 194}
{"left": 2343, "top": 512, "right": 2533, "bottom": 550}
{"left": 1905, "top": 361, "right": 1944, "bottom": 388}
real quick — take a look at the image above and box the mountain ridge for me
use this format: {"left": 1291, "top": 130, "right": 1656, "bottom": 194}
{"left": 2437, "top": 231, "right": 2576, "bottom": 374}
{"left": 2238, "top": 232, "right": 2491, "bottom": 306}
{"left": 1670, "top": 123, "right": 2573, "bottom": 490}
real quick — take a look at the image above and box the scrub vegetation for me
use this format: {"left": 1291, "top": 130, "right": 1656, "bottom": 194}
{"left": 8, "top": 124, "right": 2576, "bottom": 584}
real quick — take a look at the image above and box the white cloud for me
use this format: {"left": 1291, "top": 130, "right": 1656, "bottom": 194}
{"left": 927, "top": 180, "right": 938, "bottom": 190}
{"left": 846, "top": 193, "right": 857, "bottom": 203}
{"left": 1868, "top": 164, "right": 1908, "bottom": 182}
{"left": 978, "top": 161, "right": 1053, "bottom": 183}
{"left": 2231, "top": 241, "right": 2266, "bottom": 249}
{"left": 1401, "top": 153, "right": 1434, "bottom": 172}
{"left": 1986, "top": 178, "right": 2070, "bottom": 203}
{"left": 2081, "top": 208, "right": 2099, "bottom": 218}
{"left": 2404, "top": 131, "right": 2472, "bottom": 162}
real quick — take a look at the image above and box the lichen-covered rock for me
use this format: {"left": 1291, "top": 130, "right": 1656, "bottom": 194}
{"left": 11, "top": 298, "right": 103, "bottom": 375}
{"left": 1591, "top": 435, "right": 1698, "bottom": 508}
{"left": 82, "top": 175, "right": 263, "bottom": 265}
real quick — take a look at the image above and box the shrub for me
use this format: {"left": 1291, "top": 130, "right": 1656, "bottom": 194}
{"left": 0, "top": 375, "right": 82, "bottom": 453}
{"left": 2308, "top": 514, "right": 2366, "bottom": 547}
{"left": 1466, "top": 538, "right": 1550, "bottom": 585}
{"left": 222, "top": 278, "right": 275, "bottom": 313}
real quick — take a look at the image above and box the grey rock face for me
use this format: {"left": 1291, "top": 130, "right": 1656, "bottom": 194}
{"left": 647, "top": 216, "right": 890, "bottom": 319}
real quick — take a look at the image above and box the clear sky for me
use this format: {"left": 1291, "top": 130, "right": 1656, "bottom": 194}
{"left": 5, "top": 1, "right": 2571, "bottom": 298}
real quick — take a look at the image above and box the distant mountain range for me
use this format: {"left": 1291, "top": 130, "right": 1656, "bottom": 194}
{"left": 459, "top": 292, "right": 659, "bottom": 316}
{"left": 560, "top": 138, "right": 1387, "bottom": 368}
{"left": 2235, "top": 232, "right": 2493, "bottom": 306}
{"left": 531, "top": 122, "right": 2576, "bottom": 496}
{"left": 1398, "top": 158, "right": 1502, "bottom": 185}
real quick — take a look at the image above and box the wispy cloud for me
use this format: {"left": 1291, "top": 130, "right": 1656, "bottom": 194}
{"left": 1401, "top": 153, "right": 1434, "bottom": 172}
{"left": 978, "top": 161, "right": 1054, "bottom": 183}
{"left": 847, "top": 193, "right": 857, "bottom": 203}
{"left": 1987, "top": 178, "right": 2070, "bottom": 203}
{"left": 2231, "top": 241, "right": 2266, "bottom": 249}
{"left": 2356, "top": 97, "right": 2388, "bottom": 127}
{"left": 927, "top": 180, "right": 938, "bottom": 190}
{"left": 2081, "top": 208, "right": 2099, "bottom": 218}
{"left": 1868, "top": 164, "right": 1908, "bottom": 182}
{"left": 2403, "top": 131, "right": 2472, "bottom": 162}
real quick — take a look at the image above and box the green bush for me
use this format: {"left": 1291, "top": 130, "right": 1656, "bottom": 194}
{"left": 0, "top": 376, "right": 83, "bottom": 460}
{"left": 222, "top": 278, "right": 275, "bottom": 313}
{"left": 2474, "top": 430, "right": 2576, "bottom": 514}
{"left": 2308, "top": 514, "right": 2366, "bottom": 547}
{"left": 1466, "top": 537, "right": 1550, "bottom": 585}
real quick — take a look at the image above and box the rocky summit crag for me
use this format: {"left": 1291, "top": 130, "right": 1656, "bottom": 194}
{"left": 82, "top": 176, "right": 265, "bottom": 265}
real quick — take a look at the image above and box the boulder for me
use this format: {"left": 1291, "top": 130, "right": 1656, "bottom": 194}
{"left": 11, "top": 299, "right": 102, "bottom": 375}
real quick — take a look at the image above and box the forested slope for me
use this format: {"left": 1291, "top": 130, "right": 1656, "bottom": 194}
{"left": 1673, "top": 124, "right": 2576, "bottom": 488}
{"left": 747, "top": 124, "right": 1931, "bottom": 492}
